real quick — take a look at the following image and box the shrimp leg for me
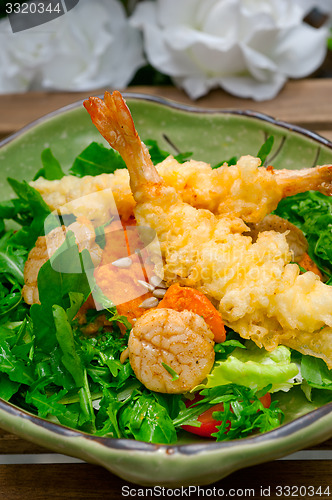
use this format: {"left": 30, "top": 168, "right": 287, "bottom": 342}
{"left": 274, "top": 165, "right": 332, "bottom": 198}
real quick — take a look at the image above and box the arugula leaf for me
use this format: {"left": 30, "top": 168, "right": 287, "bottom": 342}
{"left": 212, "top": 136, "right": 274, "bottom": 169}
{"left": 0, "top": 198, "right": 31, "bottom": 226}
{"left": 174, "top": 384, "right": 282, "bottom": 441}
{"left": 257, "top": 136, "right": 274, "bottom": 164}
{"left": 37, "top": 233, "right": 92, "bottom": 309}
{"left": 118, "top": 391, "right": 177, "bottom": 444}
{"left": 33, "top": 148, "right": 65, "bottom": 181}
{"left": 6, "top": 179, "right": 51, "bottom": 250}
{"left": 0, "top": 233, "right": 27, "bottom": 284}
{"left": 70, "top": 142, "right": 126, "bottom": 177}
{"left": 0, "top": 340, "right": 34, "bottom": 385}
{"left": 144, "top": 139, "right": 192, "bottom": 165}
{"left": 66, "top": 292, "right": 85, "bottom": 322}
{"left": 97, "top": 390, "right": 123, "bottom": 438}
{"left": 212, "top": 156, "right": 237, "bottom": 169}
{"left": 53, "top": 305, "right": 84, "bottom": 387}
{"left": 211, "top": 386, "right": 282, "bottom": 441}
{"left": 301, "top": 355, "right": 332, "bottom": 390}
{"left": 0, "top": 283, "right": 22, "bottom": 317}
{"left": 274, "top": 191, "right": 332, "bottom": 276}
{"left": 26, "top": 385, "right": 68, "bottom": 418}
{"left": 214, "top": 338, "right": 246, "bottom": 361}
{"left": 0, "top": 373, "right": 20, "bottom": 400}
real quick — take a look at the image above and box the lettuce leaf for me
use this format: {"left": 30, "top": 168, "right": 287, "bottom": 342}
{"left": 199, "top": 341, "right": 299, "bottom": 393}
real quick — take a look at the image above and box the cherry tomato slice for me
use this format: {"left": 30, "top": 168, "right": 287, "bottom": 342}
{"left": 182, "top": 392, "right": 271, "bottom": 438}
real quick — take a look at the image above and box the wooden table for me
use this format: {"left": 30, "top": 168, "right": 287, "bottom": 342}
{"left": 1, "top": 81, "right": 332, "bottom": 499}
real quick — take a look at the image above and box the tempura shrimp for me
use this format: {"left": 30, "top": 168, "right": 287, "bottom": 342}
{"left": 128, "top": 308, "right": 215, "bottom": 393}
{"left": 30, "top": 153, "right": 332, "bottom": 225}
{"left": 22, "top": 216, "right": 102, "bottom": 305}
{"left": 245, "top": 214, "right": 309, "bottom": 262}
{"left": 84, "top": 91, "right": 332, "bottom": 369}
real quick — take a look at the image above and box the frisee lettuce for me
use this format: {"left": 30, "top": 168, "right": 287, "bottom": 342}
{"left": 173, "top": 384, "right": 284, "bottom": 440}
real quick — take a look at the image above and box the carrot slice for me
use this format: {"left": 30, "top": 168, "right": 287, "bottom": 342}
{"left": 298, "top": 252, "right": 323, "bottom": 279}
{"left": 94, "top": 218, "right": 154, "bottom": 327}
{"left": 158, "top": 283, "right": 226, "bottom": 343}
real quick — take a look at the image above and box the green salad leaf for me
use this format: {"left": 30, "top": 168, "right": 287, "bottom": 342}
{"left": 144, "top": 139, "right": 192, "bottom": 165}
{"left": 257, "top": 135, "right": 274, "bottom": 164}
{"left": 118, "top": 391, "right": 177, "bottom": 444}
{"left": 274, "top": 191, "right": 332, "bottom": 277}
{"left": 0, "top": 374, "right": 20, "bottom": 401}
{"left": 6, "top": 179, "right": 51, "bottom": 250}
{"left": 199, "top": 341, "right": 299, "bottom": 393}
{"left": 33, "top": 148, "right": 65, "bottom": 181}
{"left": 301, "top": 355, "right": 332, "bottom": 391}
{"left": 0, "top": 232, "right": 26, "bottom": 285}
{"left": 37, "top": 232, "right": 92, "bottom": 309}
{"left": 66, "top": 139, "right": 192, "bottom": 178}
{"left": 210, "top": 385, "right": 283, "bottom": 441}
{"left": 70, "top": 142, "right": 127, "bottom": 177}
{"left": 173, "top": 384, "right": 283, "bottom": 441}
{"left": 212, "top": 135, "right": 274, "bottom": 169}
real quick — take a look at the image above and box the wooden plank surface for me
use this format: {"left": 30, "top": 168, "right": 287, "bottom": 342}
{"left": 1, "top": 81, "right": 332, "bottom": 498}
{"left": 0, "top": 79, "right": 332, "bottom": 138}
{"left": 0, "top": 461, "right": 332, "bottom": 500}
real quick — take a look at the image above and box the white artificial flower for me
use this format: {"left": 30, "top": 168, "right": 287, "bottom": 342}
{"left": 131, "top": 0, "right": 329, "bottom": 101}
{"left": 0, "top": 0, "right": 145, "bottom": 93}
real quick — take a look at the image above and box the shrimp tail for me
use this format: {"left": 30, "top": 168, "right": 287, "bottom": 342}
{"left": 275, "top": 164, "right": 332, "bottom": 198}
{"left": 84, "top": 91, "right": 162, "bottom": 195}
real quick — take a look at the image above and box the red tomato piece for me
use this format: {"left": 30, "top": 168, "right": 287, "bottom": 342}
{"left": 182, "top": 392, "right": 271, "bottom": 438}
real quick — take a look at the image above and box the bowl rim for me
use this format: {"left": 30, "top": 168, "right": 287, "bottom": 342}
{"left": 1, "top": 91, "right": 332, "bottom": 455}
{"left": 1, "top": 91, "right": 332, "bottom": 150}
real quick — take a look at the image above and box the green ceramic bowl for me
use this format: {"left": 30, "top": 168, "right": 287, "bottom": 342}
{"left": 1, "top": 93, "right": 332, "bottom": 487}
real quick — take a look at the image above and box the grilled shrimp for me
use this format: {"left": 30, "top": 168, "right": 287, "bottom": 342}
{"left": 128, "top": 308, "right": 215, "bottom": 393}
{"left": 22, "top": 216, "right": 102, "bottom": 305}
{"left": 84, "top": 91, "right": 332, "bottom": 369}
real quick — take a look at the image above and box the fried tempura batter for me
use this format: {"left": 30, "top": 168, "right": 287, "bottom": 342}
{"left": 23, "top": 216, "right": 102, "bottom": 304}
{"left": 31, "top": 155, "right": 332, "bottom": 225}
